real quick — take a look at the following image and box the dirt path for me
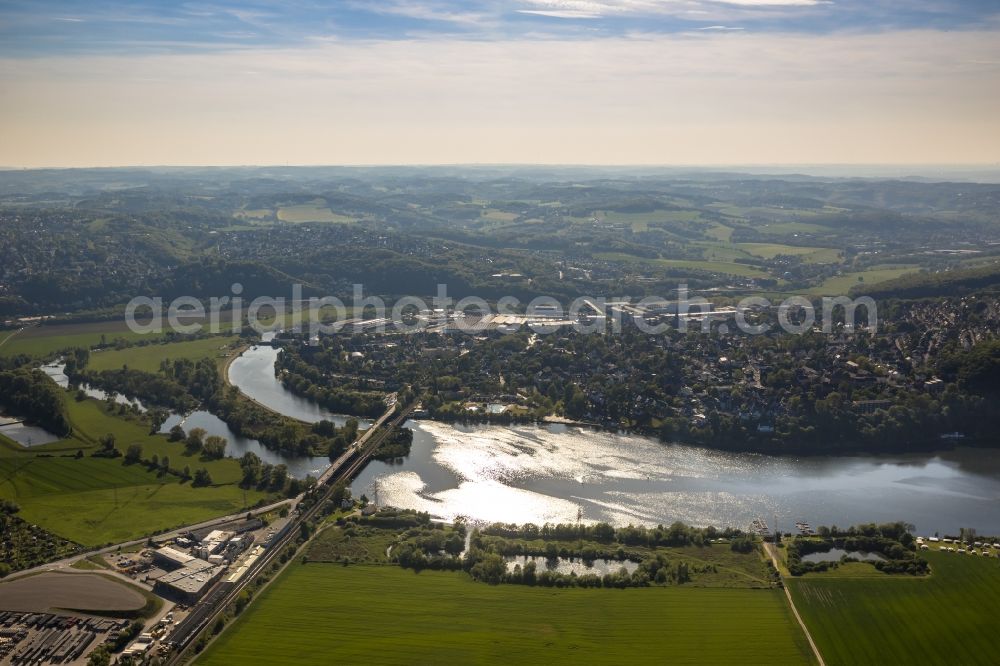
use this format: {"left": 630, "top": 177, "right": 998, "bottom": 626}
{"left": 764, "top": 542, "right": 826, "bottom": 666}
{"left": 0, "top": 326, "right": 26, "bottom": 350}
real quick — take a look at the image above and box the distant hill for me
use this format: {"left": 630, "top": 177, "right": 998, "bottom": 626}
{"left": 160, "top": 260, "right": 322, "bottom": 301}
{"left": 852, "top": 263, "right": 1000, "bottom": 300}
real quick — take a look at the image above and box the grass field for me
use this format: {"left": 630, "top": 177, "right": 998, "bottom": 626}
{"left": 571, "top": 210, "right": 705, "bottom": 234}
{"left": 0, "top": 321, "right": 170, "bottom": 359}
{"left": 0, "top": 391, "right": 270, "bottom": 546}
{"left": 277, "top": 200, "right": 352, "bottom": 224}
{"left": 481, "top": 209, "right": 519, "bottom": 222}
{"left": 750, "top": 221, "right": 831, "bottom": 235}
{"left": 737, "top": 243, "right": 841, "bottom": 264}
{"left": 805, "top": 265, "right": 920, "bottom": 295}
{"left": 595, "top": 252, "right": 769, "bottom": 279}
{"left": 198, "top": 564, "right": 814, "bottom": 665}
{"left": 87, "top": 336, "right": 238, "bottom": 373}
{"left": 0, "top": 452, "right": 263, "bottom": 546}
{"left": 789, "top": 551, "right": 1000, "bottom": 665}
{"left": 703, "top": 222, "right": 735, "bottom": 242}
{"left": 710, "top": 205, "right": 830, "bottom": 222}
{"left": 56, "top": 396, "right": 247, "bottom": 484}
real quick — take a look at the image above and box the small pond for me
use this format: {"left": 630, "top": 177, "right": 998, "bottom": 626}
{"left": 800, "top": 548, "right": 886, "bottom": 563}
{"left": 0, "top": 418, "right": 61, "bottom": 447}
{"left": 39, "top": 362, "right": 147, "bottom": 412}
{"left": 505, "top": 555, "right": 640, "bottom": 576}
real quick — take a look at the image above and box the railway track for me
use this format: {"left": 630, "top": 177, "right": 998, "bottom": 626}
{"left": 165, "top": 400, "right": 415, "bottom": 664}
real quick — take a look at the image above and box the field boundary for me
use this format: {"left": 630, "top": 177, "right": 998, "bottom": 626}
{"left": 765, "top": 542, "right": 825, "bottom": 666}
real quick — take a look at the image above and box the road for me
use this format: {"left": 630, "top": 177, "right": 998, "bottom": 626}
{"left": 164, "top": 398, "right": 414, "bottom": 664}
{"left": 3, "top": 498, "right": 295, "bottom": 582}
{"left": 763, "top": 542, "right": 826, "bottom": 666}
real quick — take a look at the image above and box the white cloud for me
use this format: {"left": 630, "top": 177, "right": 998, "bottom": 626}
{"left": 710, "top": 0, "right": 823, "bottom": 5}
{"left": 350, "top": 1, "right": 493, "bottom": 26}
{"left": 517, "top": 0, "right": 825, "bottom": 19}
{"left": 517, "top": 9, "right": 604, "bottom": 19}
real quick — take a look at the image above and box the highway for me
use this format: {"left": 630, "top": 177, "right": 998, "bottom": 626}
{"left": 165, "top": 397, "right": 415, "bottom": 663}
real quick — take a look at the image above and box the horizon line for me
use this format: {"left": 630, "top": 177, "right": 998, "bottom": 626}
{"left": 2, "top": 162, "right": 1000, "bottom": 171}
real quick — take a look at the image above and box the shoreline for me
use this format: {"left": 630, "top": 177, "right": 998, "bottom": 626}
{"left": 412, "top": 412, "right": 996, "bottom": 460}
{"left": 220, "top": 343, "right": 311, "bottom": 427}
{"left": 225, "top": 342, "right": 993, "bottom": 462}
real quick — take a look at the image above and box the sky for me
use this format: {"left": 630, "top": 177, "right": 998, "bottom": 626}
{"left": 0, "top": 1, "right": 998, "bottom": 167}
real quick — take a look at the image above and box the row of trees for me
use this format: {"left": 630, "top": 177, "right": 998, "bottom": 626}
{"left": 237, "top": 452, "right": 311, "bottom": 497}
{"left": 121, "top": 440, "right": 214, "bottom": 486}
{"left": 785, "top": 523, "right": 928, "bottom": 576}
{"left": 479, "top": 520, "right": 746, "bottom": 548}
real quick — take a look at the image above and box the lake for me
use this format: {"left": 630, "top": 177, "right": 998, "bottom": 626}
{"left": 350, "top": 420, "right": 1000, "bottom": 535}
{"left": 178, "top": 339, "right": 1000, "bottom": 535}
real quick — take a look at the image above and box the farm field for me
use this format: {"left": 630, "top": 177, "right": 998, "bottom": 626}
{"left": 0, "top": 572, "right": 146, "bottom": 614}
{"left": 737, "top": 243, "right": 841, "bottom": 264}
{"left": 0, "top": 450, "right": 267, "bottom": 546}
{"left": 0, "top": 393, "right": 271, "bottom": 546}
{"left": 653, "top": 259, "right": 769, "bottom": 279}
{"left": 571, "top": 209, "right": 705, "bottom": 233}
{"left": 87, "top": 335, "right": 239, "bottom": 373}
{"left": 596, "top": 253, "right": 769, "bottom": 279}
{"left": 276, "top": 200, "right": 353, "bottom": 223}
{"left": 0, "top": 321, "right": 171, "bottom": 359}
{"left": 197, "top": 564, "right": 814, "bottom": 666}
{"left": 751, "top": 221, "right": 831, "bottom": 235}
{"left": 805, "top": 265, "right": 920, "bottom": 295}
{"left": 704, "top": 222, "right": 734, "bottom": 242}
{"left": 788, "top": 551, "right": 1000, "bottom": 665}
{"left": 57, "top": 396, "right": 247, "bottom": 484}
{"left": 481, "top": 209, "right": 519, "bottom": 222}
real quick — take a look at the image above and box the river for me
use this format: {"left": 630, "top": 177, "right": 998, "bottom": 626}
{"left": 349, "top": 420, "right": 1000, "bottom": 535}
{"left": 156, "top": 411, "right": 330, "bottom": 479}
{"left": 42, "top": 348, "right": 1000, "bottom": 534}
{"left": 37, "top": 359, "right": 330, "bottom": 478}
{"left": 227, "top": 342, "right": 372, "bottom": 428}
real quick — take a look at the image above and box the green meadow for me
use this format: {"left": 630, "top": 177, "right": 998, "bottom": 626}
{"left": 805, "top": 265, "right": 920, "bottom": 295}
{"left": 276, "top": 200, "right": 353, "bottom": 223}
{"left": 198, "top": 564, "right": 814, "bottom": 666}
{"left": 737, "top": 243, "right": 842, "bottom": 264}
{"left": 0, "top": 321, "right": 170, "bottom": 359}
{"left": 86, "top": 336, "right": 239, "bottom": 373}
{"left": 595, "top": 252, "right": 769, "bottom": 279}
{"left": 789, "top": 551, "right": 1000, "bottom": 665}
{"left": 0, "top": 390, "right": 271, "bottom": 546}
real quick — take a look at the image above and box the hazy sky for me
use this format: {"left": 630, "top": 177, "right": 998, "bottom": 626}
{"left": 1, "top": 1, "right": 999, "bottom": 167}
